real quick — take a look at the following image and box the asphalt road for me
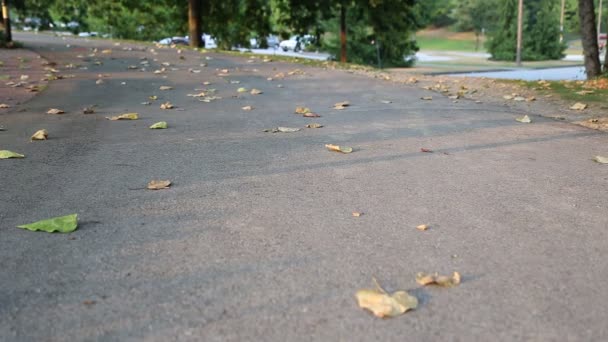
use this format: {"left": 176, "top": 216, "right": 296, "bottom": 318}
{"left": 1, "top": 33, "right": 608, "bottom": 341}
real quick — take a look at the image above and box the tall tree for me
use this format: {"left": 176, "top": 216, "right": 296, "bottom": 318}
{"left": 188, "top": 0, "right": 201, "bottom": 47}
{"left": 578, "top": 0, "right": 601, "bottom": 77}
{"left": 2, "top": 0, "right": 12, "bottom": 42}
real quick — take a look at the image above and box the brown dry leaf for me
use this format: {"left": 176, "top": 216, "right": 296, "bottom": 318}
{"left": 416, "top": 224, "right": 428, "bottom": 231}
{"left": 333, "top": 101, "right": 350, "bottom": 110}
{"left": 31, "top": 129, "right": 48, "bottom": 141}
{"left": 106, "top": 113, "right": 139, "bottom": 120}
{"left": 101, "top": 49, "right": 112, "bottom": 54}
{"left": 250, "top": 88, "right": 263, "bottom": 95}
{"left": 242, "top": 105, "right": 253, "bottom": 111}
{"left": 295, "top": 106, "right": 311, "bottom": 115}
{"left": 147, "top": 180, "right": 171, "bottom": 190}
{"left": 47, "top": 108, "right": 65, "bottom": 115}
{"left": 352, "top": 212, "right": 363, "bottom": 217}
{"left": 160, "top": 102, "right": 174, "bottom": 110}
{"left": 159, "top": 86, "right": 173, "bottom": 91}
{"left": 416, "top": 272, "right": 461, "bottom": 287}
{"left": 325, "top": 144, "right": 353, "bottom": 154}
{"left": 420, "top": 148, "right": 433, "bottom": 153}
{"left": 0, "top": 104, "right": 10, "bottom": 108}
{"left": 420, "top": 96, "right": 433, "bottom": 101}
{"left": 570, "top": 102, "right": 588, "bottom": 111}
{"left": 593, "top": 156, "right": 608, "bottom": 164}
{"left": 306, "top": 123, "right": 323, "bottom": 128}
{"left": 355, "top": 279, "right": 418, "bottom": 318}
{"left": 303, "top": 112, "right": 321, "bottom": 118}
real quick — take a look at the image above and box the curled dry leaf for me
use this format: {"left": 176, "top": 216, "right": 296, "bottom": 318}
{"left": 47, "top": 108, "right": 65, "bottom": 115}
{"left": 160, "top": 102, "right": 174, "bottom": 109}
{"left": 416, "top": 224, "right": 428, "bottom": 231}
{"left": 250, "top": 89, "right": 263, "bottom": 95}
{"left": 355, "top": 279, "right": 418, "bottom": 318}
{"left": 333, "top": 101, "right": 350, "bottom": 110}
{"left": 0, "top": 150, "right": 25, "bottom": 159}
{"left": 237, "top": 87, "right": 247, "bottom": 93}
{"left": 515, "top": 115, "right": 532, "bottom": 123}
{"left": 0, "top": 104, "right": 10, "bottom": 108}
{"left": 31, "top": 129, "right": 48, "bottom": 141}
{"left": 159, "top": 86, "right": 173, "bottom": 91}
{"left": 570, "top": 102, "right": 588, "bottom": 111}
{"left": 106, "top": 113, "right": 139, "bottom": 121}
{"left": 420, "top": 96, "right": 433, "bottom": 101}
{"left": 264, "top": 127, "right": 301, "bottom": 133}
{"left": 242, "top": 105, "right": 253, "bottom": 111}
{"left": 420, "top": 148, "right": 433, "bottom": 153}
{"left": 17, "top": 214, "right": 78, "bottom": 233}
{"left": 306, "top": 123, "right": 323, "bottom": 128}
{"left": 147, "top": 180, "right": 171, "bottom": 190}
{"left": 416, "top": 272, "right": 461, "bottom": 287}
{"left": 149, "top": 95, "right": 158, "bottom": 100}
{"left": 295, "top": 107, "right": 311, "bottom": 115}
{"left": 325, "top": 144, "right": 353, "bottom": 154}
{"left": 593, "top": 156, "right": 608, "bottom": 164}
{"left": 303, "top": 112, "right": 321, "bottom": 118}
{"left": 149, "top": 121, "right": 168, "bottom": 129}
{"left": 352, "top": 212, "right": 363, "bottom": 217}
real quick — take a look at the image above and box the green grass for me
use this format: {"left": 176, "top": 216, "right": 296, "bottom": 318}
{"left": 415, "top": 36, "right": 483, "bottom": 52}
{"left": 513, "top": 79, "right": 608, "bottom": 105}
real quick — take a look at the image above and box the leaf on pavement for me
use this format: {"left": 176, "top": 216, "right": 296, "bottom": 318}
{"left": 515, "top": 115, "right": 532, "bottom": 123}
{"left": 149, "top": 95, "right": 158, "bottom": 100}
{"left": 160, "top": 102, "right": 174, "bottom": 109}
{"left": 31, "top": 129, "right": 48, "bottom": 141}
{"left": 295, "top": 106, "right": 311, "bottom": 114}
{"left": 82, "top": 106, "right": 95, "bottom": 114}
{"left": 420, "top": 148, "right": 433, "bottom": 153}
{"left": 47, "top": 108, "right": 65, "bottom": 115}
{"left": 416, "top": 224, "right": 429, "bottom": 231}
{"left": 250, "top": 88, "right": 263, "bottom": 95}
{"left": 420, "top": 96, "right": 433, "bottom": 101}
{"left": 333, "top": 101, "right": 350, "bottom": 110}
{"left": 106, "top": 113, "right": 139, "bottom": 120}
{"left": 0, "top": 150, "right": 25, "bottom": 159}
{"left": 593, "top": 156, "right": 608, "bottom": 164}
{"left": 0, "top": 104, "right": 10, "bottom": 108}
{"left": 352, "top": 212, "right": 363, "bottom": 217}
{"left": 149, "top": 121, "right": 168, "bottom": 129}
{"left": 159, "top": 86, "right": 173, "bottom": 91}
{"left": 380, "top": 100, "right": 392, "bottom": 104}
{"left": 325, "top": 144, "right": 353, "bottom": 154}
{"left": 147, "top": 180, "right": 171, "bottom": 190}
{"left": 237, "top": 87, "right": 247, "bottom": 93}
{"left": 416, "top": 272, "right": 461, "bottom": 287}
{"left": 570, "top": 102, "right": 587, "bottom": 111}
{"left": 17, "top": 214, "right": 78, "bottom": 233}
{"left": 303, "top": 112, "right": 321, "bottom": 118}
{"left": 264, "top": 127, "right": 301, "bottom": 133}
{"left": 242, "top": 105, "right": 253, "bottom": 111}
{"left": 355, "top": 279, "right": 418, "bottom": 318}
{"left": 306, "top": 123, "right": 323, "bottom": 128}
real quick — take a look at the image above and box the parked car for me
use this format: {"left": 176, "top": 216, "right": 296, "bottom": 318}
{"left": 157, "top": 34, "right": 216, "bottom": 48}
{"left": 279, "top": 35, "right": 314, "bottom": 52}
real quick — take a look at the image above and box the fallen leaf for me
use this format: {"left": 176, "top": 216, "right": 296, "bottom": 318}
{"left": 303, "top": 112, "right": 321, "bottom": 118}
{"left": 149, "top": 95, "right": 158, "bottom": 100}
{"left": 513, "top": 96, "right": 525, "bottom": 102}
{"left": 242, "top": 105, "right": 253, "bottom": 111}
{"left": 264, "top": 127, "right": 301, "bottom": 133}
{"left": 526, "top": 96, "right": 536, "bottom": 102}
{"left": 250, "top": 89, "right": 263, "bottom": 95}
{"left": 95, "top": 79, "right": 104, "bottom": 85}
{"left": 159, "top": 86, "right": 173, "bottom": 91}
{"left": 147, "top": 180, "right": 171, "bottom": 190}
{"left": 355, "top": 279, "right": 418, "bottom": 318}
{"left": 503, "top": 95, "right": 513, "bottom": 100}
{"left": 149, "top": 121, "right": 168, "bottom": 129}
{"left": 576, "top": 90, "right": 594, "bottom": 95}
{"left": 160, "top": 102, "right": 174, "bottom": 109}
{"left": 333, "top": 101, "right": 350, "bottom": 110}
{"left": 295, "top": 107, "right": 311, "bottom": 115}
{"left": 416, "top": 272, "right": 461, "bottom": 287}
{"left": 82, "top": 106, "right": 95, "bottom": 114}
{"left": 101, "top": 49, "right": 112, "bottom": 54}
{"left": 515, "top": 115, "right": 532, "bottom": 123}
{"left": 325, "top": 144, "right": 353, "bottom": 154}
{"left": 416, "top": 224, "right": 428, "bottom": 231}
{"left": 237, "top": 87, "right": 247, "bottom": 93}
{"left": 306, "top": 123, "right": 323, "bottom": 128}
{"left": 106, "top": 113, "right": 139, "bottom": 120}
{"left": 380, "top": 100, "right": 392, "bottom": 104}
{"left": 17, "top": 214, "right": 78, "bottom": 233}
{"left": 593, "top": 156, "right": 608, "bottom": 164}
{"left": 420, "top": 148, "right": 433, "bottom": 153}
{"left": 0, "top": 150, "right": 25, "bottom": 159}
{"left": 420, "top": 96, "right": 433, "bottom": 101}
{"left": 352, "top": 212, "right": 363, "bottom": 217}
{"left": 31, "top": 129, "right": 48, "bottom": 141}
{"left": 0, "top": 104, "right": 10, "bottom": 108}
{"left": 47, "top": 108, "right": 65, "bottom": 115}
{"left": 570, "top": 102, "right": 588, "bottom": 111}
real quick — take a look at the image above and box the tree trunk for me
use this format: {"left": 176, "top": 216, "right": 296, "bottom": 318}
{"left": 2, "top": 0, "right": 12, "bottom": 43}
{"left": 578, "top": 0, "right": 601, "bottom": 78}
{"left": 188, "top": 0, "right": 202, "bottom": 48}
{"left": 340, "top": 3, "right": 347, "bottom": 63}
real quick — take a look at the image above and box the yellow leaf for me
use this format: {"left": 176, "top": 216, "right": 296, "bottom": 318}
{"left": 515, "top": 115, "right": 532, "bottom": 123}
{"left": 159, "top": 86, "right": 173, "bottom": 91}
{"left": 31, "top": 129, "right": 48, "bottom": 141}
{"left": 0, "top": 150, "right": 25, "bottom": 159}
{"left": 160, "top": 102, "right": 174, "bottom": 109}
{"left": 352, "top": 212, "right": 363, "bottom": 217}
{"left": 306, "top": 123, "right": 323, "bottom": 128}
{"left": 593, "top": 156, "right": 608, "bottom": 164}
{"left": 149, "top": 121, "right": 168, "bottom": 129}
{"left": 47, "top": 108, "right": 65, "bottom": 115}
{"left": 355, "top": 280, "right": 418, "bottom": 318}
{"left": 570, "top": 102, "right": 587, "bottom": 111}
{"left": 237, "top": 87, "right": 247, "bottom": 93}
{"left": 416, "top": 272, "right": 461, "bottom": 287}
{"left": 106, "top": 113, "right": 139, "bottom": 120}
{"left": 416, "top": 224, "right": 428, "bottom": 231}
{"left": 325, "top": 144, "right": 353, "bottom": 154}
{"left": 333, "top": 101, "right": 350, "bottom": 110}
{"left": 149, "top": 95, "right": 158, "bottom": 100}
{"left": 147, "top": 180, "right": 171, "bottom": 190}
{"left": 295, "top": 107, "right": 311, "bottom": 114}
{"left": 250, "top": 88, "right": 263, "bottom": 95}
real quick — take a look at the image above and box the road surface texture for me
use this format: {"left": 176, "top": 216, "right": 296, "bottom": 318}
{"left": 1, "top": 33, "right": 608, "bottom": 341}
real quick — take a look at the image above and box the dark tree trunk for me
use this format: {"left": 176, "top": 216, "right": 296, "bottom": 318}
{"left": 188, "top": 0, "right": 202, "bottom": 48}
{"left": 578, "top": 0, "right": 601, "bottom": 78}
{"left": 2, "top": 0, "right": 12, "bottom": 43}
{"left": 340, "top": 3, "right": 346, "bottom": 63}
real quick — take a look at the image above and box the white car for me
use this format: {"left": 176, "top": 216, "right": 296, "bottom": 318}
{"left": 279, "top": 35, "right": 314, "bottom": 52}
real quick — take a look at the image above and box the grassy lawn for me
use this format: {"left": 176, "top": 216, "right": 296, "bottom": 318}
{"left": 515, "top": 79, "right": 608, "bottom": 105}
{"left": 415, "top": 35, "right": 483, "bottom": 52}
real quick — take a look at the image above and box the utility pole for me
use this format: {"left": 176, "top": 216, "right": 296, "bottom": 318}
{"left": 1, "top": 0, "right": 12, "bottom": 43}
{"left": 188, "top": 0, "right": 202, "bottom": 48}
{"left": 516, "top": 0, "right": 524, "bottom": 66}
{"left": 560, "top": 0, "right": 566, "bottom": 43}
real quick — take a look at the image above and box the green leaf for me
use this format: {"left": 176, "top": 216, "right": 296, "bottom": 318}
{"left": 149, "top": 121, "right": 168, "bottom": 129}
{"left": 18, "top": 214, "right": 78, "bottom": 233}
{"left": 0, "top": 150, "right": 25, "bottom": 159}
